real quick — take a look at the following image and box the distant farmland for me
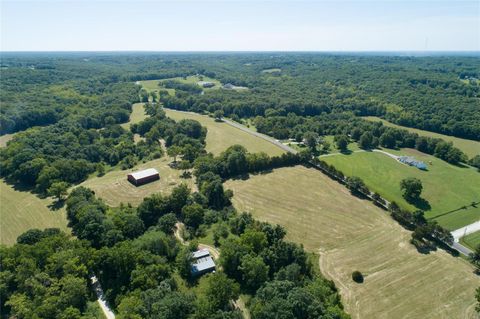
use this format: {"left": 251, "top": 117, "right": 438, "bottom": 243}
{"left": 0, "top": 180, "right": 69, "bottom": 246}
{"left": 225, "top": 165, "right": 479, "bottom": 319}
{"left": 165, "top": 109, "right": 285, "bottom": 156}
{"left": 322, "top": 148, "right": 480, "bottom": 230}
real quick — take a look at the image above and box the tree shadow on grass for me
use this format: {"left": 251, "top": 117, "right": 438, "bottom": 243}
{"left": 407, "top": 197, "right": 431, "bottom": 211}
{"left": 230, "top": 173, "right": 250, "bottom": 181}
{"left": 48, "top": 199, "right": 66, "bottom": 211}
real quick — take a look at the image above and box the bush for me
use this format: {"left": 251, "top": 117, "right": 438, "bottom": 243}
{"left": 352, "top": 271, "right": 364, "bottom": 283}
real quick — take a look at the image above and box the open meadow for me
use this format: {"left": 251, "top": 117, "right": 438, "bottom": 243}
{"left": 165, "top": 109, "right": 285, "bottom": 156}
{"left": 322, "top": 148, "right": 480, "bottom": 230}
{"left": 0, "top": 180, "right": 69, "bottom": 246}
{"left": 225, "top": 165, "right": 480, "bottom": 319}
{"left": 139, "top": 75, "right": 222, "bottom": 97}
{"left": 79, "top": 157, "right": 195, "bottom": 207}
{"left": 461, "top": 231, "right": 480, "bottom": 250}
{"left": 0, "top": 133, "right": 15, "bottom": 148}
{"left": 121, "top": 102, "right": 148, "bottom": 129}
{"left": 363, "top": 116, "right": 480, "bottom": 158}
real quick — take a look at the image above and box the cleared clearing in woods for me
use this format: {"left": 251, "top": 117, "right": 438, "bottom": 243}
{"left": 0, "top": 180, "right": 69, "bottom": 246}
{"left": 225, "top": 165, "right": 479, "bottom": 319}
{"left": 79, "top": 157, "right": 195, "bottom": 207}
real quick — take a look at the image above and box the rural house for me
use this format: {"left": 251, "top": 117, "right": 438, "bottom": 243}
{"left": 127, "top": 168, "right": 160, "bottom": 186}
{"left": 191, "top": 248, "right": 216, "bottom": 277}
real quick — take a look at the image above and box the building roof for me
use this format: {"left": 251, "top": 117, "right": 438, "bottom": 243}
{"left": 128, "top": 168, "right": 159, "bottom": 180}
{"left": 192, "top": 249, "right": 210, "bottom": 259}
{"left": 191, "top": 256, "right": 216, "bottom": 274}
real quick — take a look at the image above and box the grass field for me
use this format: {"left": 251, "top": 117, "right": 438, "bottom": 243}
{"left": 79, "top": 157, "right": 195, "bottom": 207}
{"left": 322, "top": 148, "right": 480, "bottom": 230}
{"left": 261, "top": 68, "right": 281, "bottom": 73}
{"left": 0, "top": 180, "right": 70, "bottom": 246}
{"left": 164, "top": 109, "right": 285, "bottom": 156}
{"left": 363, "top": 116, "right": 480, "bottom": 158}
{"left": 461, "top": 231, "right": 480, "bottom": 250}
{"left": 225, "top": 166, "right": 479, "bottom": 319}
{"left": 0, "top": 133, "right": 15, "bottom": 147}
{"left": 121, "top": 103, "right": 148, "bottom": 129}
{"left": 139, "top": 75, "right": 222, "bottom": 97}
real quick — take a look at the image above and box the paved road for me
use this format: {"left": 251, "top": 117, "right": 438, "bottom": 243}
{"left": 451, "top": 241, "right": 473, "bottom": 256}
{"left": 451, "top": 221, "right": 480, "bottom": 241}
{"left": 221, "top": 118, "right": 297, "bottom": 154}
{"left": 90, "top": 275, "right": 115, "bottom": 319}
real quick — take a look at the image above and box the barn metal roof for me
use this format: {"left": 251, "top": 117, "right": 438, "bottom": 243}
{"left": 192, "top": 249, "right": 210, "bottom": 259}
{"left": 191, "top": 256, "right": 216, "bottom": 274}
{"left": 128, "top": 168, "right": 159, "bottom": 180}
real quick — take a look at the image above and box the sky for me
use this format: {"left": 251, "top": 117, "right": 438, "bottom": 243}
{"left": 1, "top": 0, "right": 478, "bottom": 51}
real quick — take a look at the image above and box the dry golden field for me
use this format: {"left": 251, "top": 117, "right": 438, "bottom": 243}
{"left": 225, "top": 166, "right": 480, "bottom": 319}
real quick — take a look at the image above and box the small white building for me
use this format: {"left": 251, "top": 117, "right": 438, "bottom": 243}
{"left": 191, "top": 249, "right": 216, "bottom": 276}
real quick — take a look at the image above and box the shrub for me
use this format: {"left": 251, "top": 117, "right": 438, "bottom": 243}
{"left": 352, "top": 271, "right": 364, "bottom": 283}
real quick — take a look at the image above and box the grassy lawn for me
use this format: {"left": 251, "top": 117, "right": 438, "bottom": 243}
{"left": 322, "top": 148, "right": 480, "bottom": 230}
{"left": 460, "top": 231, "right": 480, "bottom": 250}
{"left": 0, "top": 180, "right": 70, "bottom": 246}
{"left": 225, "top": 165, "right": 479, "bottom": 319}
{"left": 363, "top": 116, "right": 480, "bottom": 158}
{"left": 164, "top": 109, "right": 285, "bottom": 156}
{"left": 79, "top": 157, "right": 195, "bottom": 207}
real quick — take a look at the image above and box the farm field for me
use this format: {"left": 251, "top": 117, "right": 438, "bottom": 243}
{"left": 461, "top": 231, "right": 480, "bottom": 250}
{"left": 0, "top": 180, "right": 70, "bottom": 246}
{"left": 363, "top": 116, "right": 480, "bottom": 158}
{"left": 164, "top": 109, "right": 285, "bottom": 156}
{"left": 79, "top": 157, "right": 195, "bottom": 207}
{"left": 322, "top": 148, "right": 480, "bottom": 230}
{"left": 224, "top": 165, "right": 479, "bottom": 319}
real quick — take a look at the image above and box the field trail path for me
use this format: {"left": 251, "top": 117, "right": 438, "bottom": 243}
{"left": 174, "top": 222, "right": 220, "bottom": 259}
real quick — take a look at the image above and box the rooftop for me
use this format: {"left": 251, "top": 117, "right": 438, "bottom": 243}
{"left": 192, "top": 249, "right": 210, "bottom": 259}
{"left": 128, "top": 168, "right": 159, "bottom": 180}
{"left": 192, "top": 256, "right": 216, "bottom": 273}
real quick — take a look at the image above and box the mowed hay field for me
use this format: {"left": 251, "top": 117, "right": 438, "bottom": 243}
{"left": 165, "top": 109, "right": 285, "bottom": 156}
{"left": 0, "top": 180, "right": 69, "bottom": 246}
{"left": 225, "top": 166, "right": 479, "bottom": 319}
{"left": 322, "top": 148, "right": 480, "bottom": 230}
{"left": 80, "top": 157, "right": 195, "bottom": 207}
{"left": 363, "top": 116, "right": 480, "bottom": 158}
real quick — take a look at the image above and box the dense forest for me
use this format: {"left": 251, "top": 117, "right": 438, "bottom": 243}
{"left": 2, "top": 53, "right": 479, "bottom": 139}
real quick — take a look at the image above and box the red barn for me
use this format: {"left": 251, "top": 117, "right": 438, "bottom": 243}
{"left": 127, "top": 168, "right": 159, "bottom": 186}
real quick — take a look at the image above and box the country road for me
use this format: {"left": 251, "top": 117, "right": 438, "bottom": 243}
{"left": 90, "top": 275, "right": 115, "bottom": 319}
{"left": 221, "top": 118, "right": 298, "bottom": 154}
